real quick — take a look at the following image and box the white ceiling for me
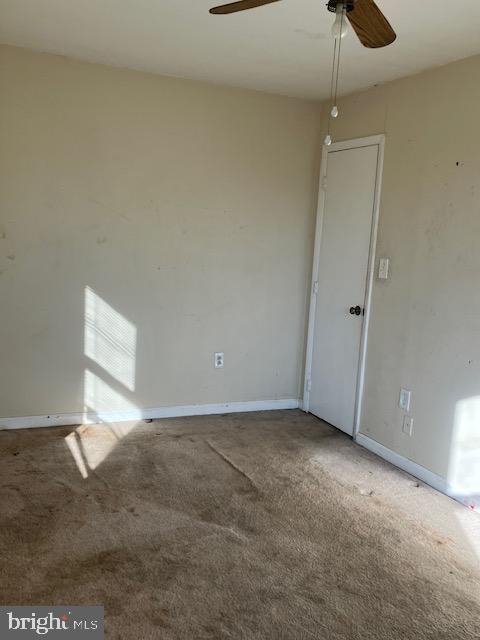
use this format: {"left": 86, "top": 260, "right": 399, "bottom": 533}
{"left": 1, "top": 0, "right": 480, "bottom": 100}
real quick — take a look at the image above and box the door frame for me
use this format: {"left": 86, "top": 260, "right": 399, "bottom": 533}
{"left": 302, "top": 134, "right": 385, "bottom": 438}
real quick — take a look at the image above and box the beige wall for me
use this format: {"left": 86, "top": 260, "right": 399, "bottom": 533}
{"left": 2, "top": 43, "right": 478, "bottom": 493}
{"left": 0, "top": 45, "right": 321, "bottom": 419}
{"left": 321, "top": 55, "right": 480, "bottom": 485}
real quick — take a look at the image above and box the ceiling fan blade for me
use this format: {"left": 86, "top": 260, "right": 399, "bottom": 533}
{"left": 210, "top": 0, "right": 280, "bottom": 15}
{"left": 347, "top": 0, "right": 396, "bottom": 48}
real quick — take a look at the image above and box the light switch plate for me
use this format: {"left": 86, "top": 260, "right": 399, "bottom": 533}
{"left": 399, "top": 389, "right": 411, "bottom": 412}
{"left": 378, "top": 258, "right": 390, "bottom": 280}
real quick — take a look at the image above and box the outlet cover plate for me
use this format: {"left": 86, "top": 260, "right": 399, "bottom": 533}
{"left": 403, "top": 415, "right": 414, "bottom": 436}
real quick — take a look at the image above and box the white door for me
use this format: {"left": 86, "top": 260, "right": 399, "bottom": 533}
{"left": 307, "top": 142, "right": 381, "bottom": 435}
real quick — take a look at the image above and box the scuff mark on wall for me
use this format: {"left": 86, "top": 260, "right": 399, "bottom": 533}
{"left": 88, "top": 197, "right": 131, "bottom": 221}
{"left": 294, "top": 29, "right": 329, "bottom": 41}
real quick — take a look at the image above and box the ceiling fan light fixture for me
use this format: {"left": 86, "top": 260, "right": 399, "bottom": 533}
{"left": 207, "top": 0, "right": 397, "bottom": 147}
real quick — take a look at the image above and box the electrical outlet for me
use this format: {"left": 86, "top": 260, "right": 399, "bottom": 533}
{"left": 403, "top": 415, "right": 414, "bottom": 436}
{"left": 214, "top": 352, "right": 224, "bottom": 369}
{"left": 399, "top": 389, "right": 411, "bottom": 412}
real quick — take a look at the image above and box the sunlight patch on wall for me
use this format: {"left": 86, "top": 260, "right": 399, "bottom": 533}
{"left": 84, "top": 286, "right": 137, "bottom": 391}
{"left": 83, "top": 369, "right": 141, "bottom": 423}
{"left": 66, "top": 287, "right": 142, "bottom": 478}
{"left": 449, "top": 396, "right": 480, "bottom": 507}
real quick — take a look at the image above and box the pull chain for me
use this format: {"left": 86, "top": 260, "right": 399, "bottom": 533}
{"left": 325, "top": 2, "right": 346, "bottom": 146}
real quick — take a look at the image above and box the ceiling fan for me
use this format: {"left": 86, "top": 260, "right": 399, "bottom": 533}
{"left": 209, "top": 0, "right": 396, "bottom": 49}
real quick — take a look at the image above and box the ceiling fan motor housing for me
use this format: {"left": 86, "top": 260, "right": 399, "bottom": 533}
{"left": 327, "top": 0, "right": 355, "bottom": 13}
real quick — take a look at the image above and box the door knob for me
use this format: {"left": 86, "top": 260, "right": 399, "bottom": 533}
{"left": 349, "top": 305, "right": 362, "bottom": 316}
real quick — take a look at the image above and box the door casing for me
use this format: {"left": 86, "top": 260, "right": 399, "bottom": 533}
{"left": 303, "top": 135, "right": 385, "bottom": 438}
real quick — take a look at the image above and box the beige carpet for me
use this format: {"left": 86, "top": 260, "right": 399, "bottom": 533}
{"left": 1, "top": 410, "right": 479, "bottom": 639}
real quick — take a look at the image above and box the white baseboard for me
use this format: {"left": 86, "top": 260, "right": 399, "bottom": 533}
{"left": 356, "top": 432, "right": 478, "bottom": 511}
{"left": 0, "top": 398, "right": 300, "bottom": 430}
